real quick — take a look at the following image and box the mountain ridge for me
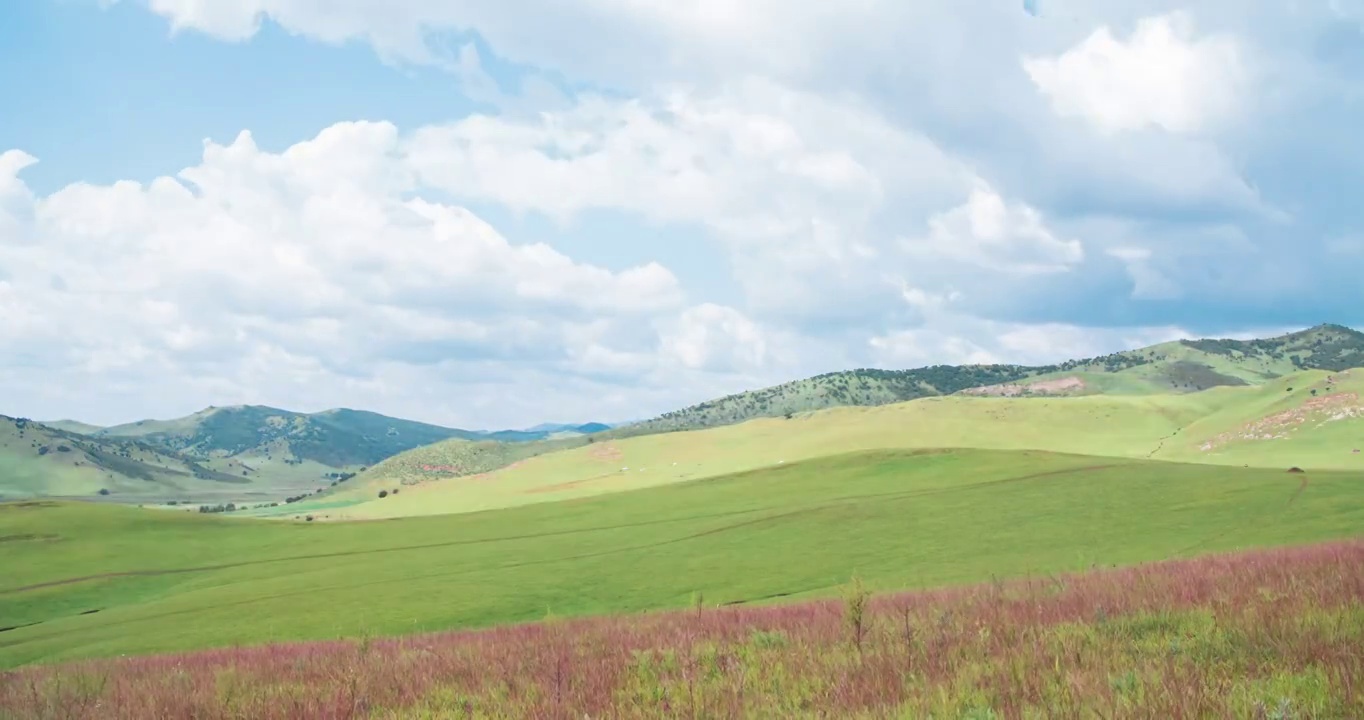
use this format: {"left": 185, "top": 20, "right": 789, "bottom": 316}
{"left": 48, "top": 406, "right": 609, "bottom": 463}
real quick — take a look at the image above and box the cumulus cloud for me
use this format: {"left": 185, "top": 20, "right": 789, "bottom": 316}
{"left": 0, "top": 124, "right": 809, "bottom": 427}
{"left": 1022, "top": 11, "right": 1247, "bottom": 135}
{"left": 869, "top": 316, "right": 1193, "bottom": 370}
{"left": 399, "top": 78, "right": 1101, "bottom": 334}
{"left": 659, "top": 303, "right": 770, "bottom": 373}
{"left": 912, "top": 182, "right": 1083, "bottom": 275}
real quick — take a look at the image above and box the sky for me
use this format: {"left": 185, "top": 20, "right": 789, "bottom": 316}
{"left": 2, "top": 0, "right": 1362, "bottom": 430}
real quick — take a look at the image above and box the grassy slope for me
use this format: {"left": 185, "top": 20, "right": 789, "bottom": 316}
{"left": 603, "top": 324, "right": 1364, "bottom": 435}
{"left": 312, "top": 366, "right": 1364, "bottom": 520}
{"left": 308, "top": 326, "right": 1364, "bottom": 517}
{"left": 3, "top": 448, "right": 1363, "bottom": 667}
{"left": 0, "top": 417, "right": 274, "bottom": 501}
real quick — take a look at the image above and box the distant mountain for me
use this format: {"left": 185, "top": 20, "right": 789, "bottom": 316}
{"left": 80, "top": 405, "right": 473, "bottom": 468}
{"left": 46, "top": 406, "right": 615, "bottom": 471}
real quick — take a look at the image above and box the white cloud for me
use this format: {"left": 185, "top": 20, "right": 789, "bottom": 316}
{"left": 1107, "top": 246, "right": 1182, "bottom": 300}
{"left": 659, "top": 303, "right": 769, "bottom": 372}
{"left": 1023, "top": 11, "right": 1247, "bottom": 135}
{"left": 129, "top": 0, "right": 901, "bottom": 89}
{"left": 911, "top": 181, "right": 1083, "bottom": 275}
{"left": 0, "top": 123, "right": 741, "bottom": 426}
{"left": 398, "top": 78, "right": 1111, "bottom": 336}
{"left": 870, "top": 316, "right": 1193, "bottom": 370}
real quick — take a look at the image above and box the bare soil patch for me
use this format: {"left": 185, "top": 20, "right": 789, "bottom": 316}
{"left": 961, "top": 376, "right": 1086, "bottom": 397}
{"left": 1200, "top": 392, "right": 1364, "bottom": 451}
{"left": 588, "top": 444, "right": 624, "bottom": 461}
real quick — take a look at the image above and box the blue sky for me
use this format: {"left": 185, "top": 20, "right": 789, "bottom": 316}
{"left": 1, "top": 0, "right": 1362, "bottom": 429}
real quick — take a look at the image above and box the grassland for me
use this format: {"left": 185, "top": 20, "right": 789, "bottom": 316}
{"left": 301, "top": 366, "right": 1364, "bottom": 520}
{"left": 4, "top": 447, "right": 1363, "bottom": 670}
{"left": 3, "top": 540, "right": 1361, "bottom": 718}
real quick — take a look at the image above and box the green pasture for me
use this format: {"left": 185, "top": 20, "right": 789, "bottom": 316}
{"left": 4, "top": 448, "right": 1362, "bottom": 668}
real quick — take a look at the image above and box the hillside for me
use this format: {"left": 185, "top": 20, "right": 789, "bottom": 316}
{"left": 5, "top": 406, "right": 616, "bottom": 503}
{"left": 309, "top": 323, "right": 1364, "bottom": 516}
{"left": 87, "top": 405, "right": 475, "bottom": 467}
{"left": 0, "top": 415, "right": 261, "bottom": 500}
{"left": 298, "top": 364, "right": 1364, "bottom": 520}
{"left": 608, "top": 323, "right": 1364, "bottom": 436}
{"left": 74, "top": 406, "right": 610, "bottom": 464}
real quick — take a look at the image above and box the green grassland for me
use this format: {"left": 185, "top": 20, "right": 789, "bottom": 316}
{"left": 4, "top": 447, "right": 1363, "bottom": 669}
{"left": 298, "top": 366, "right": 1364, "bottom": 520}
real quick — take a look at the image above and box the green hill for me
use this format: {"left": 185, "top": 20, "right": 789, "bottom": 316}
{"left": 71, "top": 405, "right": 609, "bottom": 466}
{"left": 89, "top": 405, "right": 477, "bottom": 467}
{"left": 8, "top": 407, "right": 610, "bottom": 503}
{"left": 0, "top": 415, "right": 260, "bottom": 501}
{"left": 281, "top": 364, "right": 1362, "bottom": 519}
{"left": 608, "top": 323, "right": 1364, "bottom": 435}
{"left": 311, "top": 324, "right": 1364, "bottom": 517}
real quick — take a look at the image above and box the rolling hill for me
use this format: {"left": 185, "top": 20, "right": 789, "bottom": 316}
{"left": 90, "top": 406, "right": 475, "bottom": 467}
{"left": 605, "top": 323, "right": 1364, "bottom": 436}
{"left": 4, "top": 406, "right": 613, "bottom": 502}
{"left": 77, "top": 406, "right": 611, "bottom": 462}
{"left": 286, "top": 324, "right": 1364, "bottom": 519}
{"left": 0, "top": 415, "right": 261, "bottom": 501}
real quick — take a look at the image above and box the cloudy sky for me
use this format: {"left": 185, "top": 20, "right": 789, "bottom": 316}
{"left": 2, "top": 0, "right": 1362, "bottom": 429}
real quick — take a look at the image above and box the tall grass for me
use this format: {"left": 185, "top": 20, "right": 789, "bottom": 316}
{"left": 3, "top": 540, "right": 1361, "bottom": 718}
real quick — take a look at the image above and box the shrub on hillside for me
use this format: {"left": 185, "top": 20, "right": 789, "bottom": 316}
{"left": 378, "top": 490, "right": 388, "bottom": 498}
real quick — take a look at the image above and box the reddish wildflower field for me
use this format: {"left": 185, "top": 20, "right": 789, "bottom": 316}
{"left": 3, "top": 541, "right": 1362, "bottom": 719}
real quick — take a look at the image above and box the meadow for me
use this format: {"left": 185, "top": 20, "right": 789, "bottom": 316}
{"left": 4, "top": 448, "right": 1363, "bottom": 671}
{"left": 3, "top": 539, "right": 1360, "bottom": 718}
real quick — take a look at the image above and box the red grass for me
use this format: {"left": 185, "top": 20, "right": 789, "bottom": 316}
{"left": 3, "top": 540, "right": 1363, "bottom": 719}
